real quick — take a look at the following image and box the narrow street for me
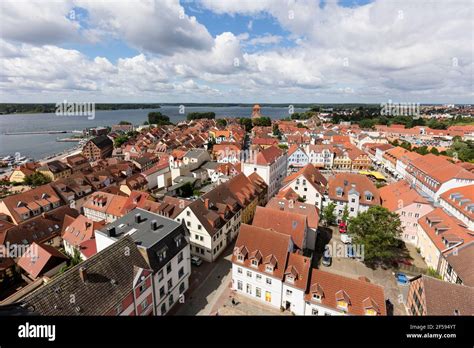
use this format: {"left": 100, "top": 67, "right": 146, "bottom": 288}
{"left": 173, "top": 242, "right": 234, "bottom": 316}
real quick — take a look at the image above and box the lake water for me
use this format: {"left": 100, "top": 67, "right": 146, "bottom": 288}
{"left": 0, "top": 105, "right": 307, "bottom": 159}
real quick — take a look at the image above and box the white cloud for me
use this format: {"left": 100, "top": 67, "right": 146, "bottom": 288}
{"left": 247, "top": 34, "right": 283, "bottom": 46}
{"left": 0, "top": 0, "right": 472, "bottom": 103}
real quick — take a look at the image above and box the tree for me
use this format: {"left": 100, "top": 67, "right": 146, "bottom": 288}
{"left": 114, "top": 135, "right": 129, "bottom": 147}
{"left": 216, "top": 118, "right": 227, "bottom": 127}
{"left": 341, "top": 205, "right": 350, "bottom": 223}
{"left": 148, "top": 112, "right": 172, "bottom": 125}
{"left": 322, "top": 202, "right": 336, "bottom": 226}
{"left": 178, "top": 182, "right": 194, "bottom": 198}
{"left": 23, "top": 172, "right": 51, "bottom": 187}
{"left": 348, "top": 206, "right": 404, "bottom": 267}
{"left": 252, "top": 117, "right": 271, "bottom": 127}
{"left": 239, "top": 117, "right": 253, "bottom": 132}
{"left": 118, "top": 120, "right": 132, "bottom": 125}
{"left": 272, "top": 124, "right": 281, "bottom": 136}
{"left": 187, "top": 112, "right": 215, "bottom": 121}
{"left": 430, "top": 147, "right": 439, "bottom": 155}
{"left": 59, "top": 248, "right": 82, "bottom": 274}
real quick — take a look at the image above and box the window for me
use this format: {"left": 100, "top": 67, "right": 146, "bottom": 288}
{"left": 168, "top": 278, "right": 173, "bottom": 289}
{"left": 186, "top": 211, "right": 190, "bottom": 216}
{"left": 178, "top": 252, "right": 183, "bottom": 264}
{"left": 265, "top": 265, "right": 273, "bottom": 273}
{"left": 256, "top": 274, "right": 262, "bottom": 281}
{"left": 415, "top": 213, "right": 420, "bottom": 218}
{"left": 237, "top": 255, "right": 244, "bottom": 262}
{"left": 141, "top": 299, "right": 148, "bottom": 311}
{"left": 186, "top": 221, "right": 191, "bottom": 227}
{"left": 237, "top": 267, "right": 242, "bottom": 274}
{"left": 311, "top": 308, "right": 318, "bottom": 315}
{"left": 157, "top": 247, "right": 167, "bottom": 262}
{"left": 198, "top": 224, "right": 202, "bottom": 230}
{"left": 256, "top": 287, "right": 261, "bottom": 298}
{"left": 251, "top": 259, "right": 258, "bottom": 267}
{"left": 286, "top": 289, "right": 292, "bottom": 296}
{"left": 351, "top": 198, "right": 355, "bottom": 203}
{"left": 169, "top": 294, "right": 174, "bottom": 307}
{"left": 139, "top": 283, "right": 146, "bottom": 294}
{"left": 166, "top": 263, "right": 172, "bottom": 274}
{"left": 265, "top": 291, "right": 271, "bottom": 302}
{"left": 266, "top": 278, "right": 272, "bottom": 285}
{"left": 237, "top": 280, "right": 243, "bottom": 290}
{"left": 178, "top": 267, "right": 184, "bottom": 279}
{"left": 247, "top": 271, "right": 252, "bottom": 278}
{"left": 158, "top": 270, "right": 164, "bottom": 282}
{"left": 179, "top": 282, "right": 185, "bottom": 294}
{"left": 159, "top": 286, "right": 165, "bottom": 298}
{"left": 246, "top": 284, "right": 252, "bottom": 294}
{"left": 200, "top": 236, "right": 204, "bottom": 241}
{"left": 447, "top": 264, "right": 452, "bottom": 275}
{"left": 161, "top": 303, "right": 167, "bottom": 315}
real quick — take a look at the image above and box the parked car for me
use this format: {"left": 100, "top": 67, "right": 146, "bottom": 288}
{"left": 341, "top": 234, "right": 352, "bottom": 244}
{"left": 191, "top": 256, "right": 203, "bottom": 266}
{"left": 322, "top": 254, "right": 332, "bottom": 267}
{"left": 395, "top": 272, "right": 409, "bottom": 285}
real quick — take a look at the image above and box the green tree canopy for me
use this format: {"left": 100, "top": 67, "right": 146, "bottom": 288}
{"left": 216, "top": 118, "right": 227, "bottom": 127}
{"left": 148, "top": 112, "right": 172, "bottom": 125}
{"left": 322, "top": 202, "right": 336, "bottom": 226}
{"left": 252, "top": 117, "right": 272, "bottom": 127}
{"left": 23, "top": 172, "right": 51, "bottom": 187}
{"left": 348, "top": 206, "right": 404, "bottom": 267}
{"left": 187, "top": 112, "right": 216, "bottom": 120}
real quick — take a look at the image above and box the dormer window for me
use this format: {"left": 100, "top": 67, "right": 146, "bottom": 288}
{"left": 157, "top": 247, "right": 168, "bottom": 262}
{"left": 336, "top": 187, "right": 343, "bottom": 197}
{"left": 251, "top": 259, "right": 259, "bottom": 268}
{"left": 364, "top": 191, "right": 373, "bottom": 201}
{"left": 337, "top": 300, "right": 348, "bottom": 311}
{"left": 286, "top": 275, "right": 294, "bottom": 283}
{"left": 312, "top": 293, "right": 321, "bottom": 302}
{"left": 265, "top": 265, "right": 274, "bottom": 273}
{"left": 237, "top": 254, "right": 244, "bottom": 262}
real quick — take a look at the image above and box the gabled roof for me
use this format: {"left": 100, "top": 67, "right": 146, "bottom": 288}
{"left": 282, "top": 164, "right": 327, "bottom": 192}
{"left": 305, "top": 269, "right": 386, "bottom": 315}
{"left": 411, "top": 275, "right": 474, "bottom": 315}
{"left": 440, "top": 185, "right": 474, "bottom": 220}
{"left": 379, "top": 180, "right": 429, "bottom": 211}
{"left": 328, "top": 173, "right": 379, "bottom": 206}
{"left": 252, "top": 206, "right": 307, "bottom": 250}
{"left": 17, "top": 242, "right": 68, "bottom": 279}
{"left": 418, "top": 208, "right": 474, "bottom": 253}
{"left": 21, "top": 236, "right": 150, "bottom": 315}
{"left": 284, "top": 253, "right": 311, "bottom": 290}
{"left": 232, "top": 224, "right": 291, "bottom": 280}
{"left": 254, "top": 146, "right": 284, "bottom": 165}
{"left": 444, "top": 241, "right": 474, "bottom": 287}
{"left": 266, "top": 197, "right": 319, "bottom": 230}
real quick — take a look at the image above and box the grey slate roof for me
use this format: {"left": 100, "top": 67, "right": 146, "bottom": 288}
{"left": 96, "top": 208, "right": 189, "bottom": 272}
{"left": 91, "top": 135, "right": 113, "bottom": 149}
{"left": 20, "top": 236, "right": 149, "bottom": 316}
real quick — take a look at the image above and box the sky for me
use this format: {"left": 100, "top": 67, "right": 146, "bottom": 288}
{"left": 0, "top": 0, "right": 472, "bottom": 104}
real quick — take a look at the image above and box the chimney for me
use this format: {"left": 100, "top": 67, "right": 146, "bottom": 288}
{"left": 151, "top": 220, "right": 158, "bottom": 231}
{"left": 108, "top": 226, "right": 116, "bottom": 237}
{"left": 135, "top": 213, "right": 141, "bottom": 223}
{"left": 204, "top": 198, "right": 210, "bottom": 209}
{"left": 79, "top": 267, "right": 88, "bottom": 283}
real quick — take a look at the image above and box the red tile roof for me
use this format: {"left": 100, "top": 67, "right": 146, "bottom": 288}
{"left": 379, "top": 180, "right": 429, "bottom": 211}
{"left": 17, "top": 243, "right": 68, "bottom": 279}
{"left": 254, "top": 146, "right": 284, "bottom": 165}
{"left": 305, "top": 269, "right": 387, "bottom": 315}
{"left": 419, "top": 208, "right": 474, "bottom": 253}
{"left": 252, "top": 206, "right": 307, "bottom": 250}
{"left": 328, "top": 173, "right": 379, "bottom": 206}
{"left": 232, "top": 224, "right": 291, "bottom": 280}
